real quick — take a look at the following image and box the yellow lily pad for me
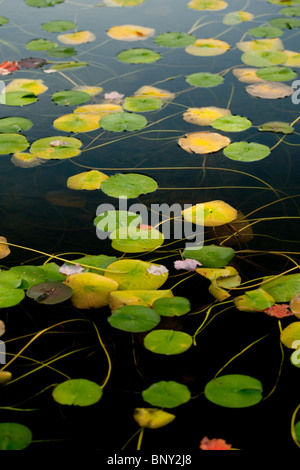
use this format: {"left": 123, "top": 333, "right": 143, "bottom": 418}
{"left": 106, "top": 24, "right": 155, "bottom": 41}
{"left": 4, "top": 78, "right": 48, "bottom": 95}
{"left": 53, "top": 113, "right": 101, "bottom": 132}
{"left": 188, "top": 0, "right": 227, "bottom": 10}
{"left": 64, "top": 272, "right": 119, "bottom": 309}
{"left": 232, "top": 68, "right": 265, "bottom": 83}
{"left": 280, "top": 321, "right": 300, "bottom": 348}
{"left": 236, "top": 38, "right": 284, "bottom": 52}
{"left": 104, "top": 259, "right": 169, "bottom": 290}
{"left": 11, "top": 151, "right": 44, "bottom": 168}
{"left": 58, "top": 31, "right": 96, "bottom": 45}
{"left": 134, "top": 85, "right": 175, "bottom": 101}
{"left": 133, "top": 408, "right": 175, "bottom": 429}
{"left": 183, "top": 107, "right": 231, "bottom": 126}
{"left": 246, "top": 82, "right": 294, "bottom": 99}
{"left": 67, "top": 170, "right": 109, "bottom": 190}
{"left": 185, "top": 39, "right": 230, "bottom": 56}
{"left": 182, "top": 200, "right": 238, "bottom": 226}
{"left": 108, "top": 289, "right": 173, "bottom": 311}
{"left": 290, "top": 294, "right": 300, "bottom": 318}
{"left": 178, "top": 131, "right": 230, "bottom": 154}
{"left": 283, "top": 50, "right": 300, "bottom": 67}
{"left": 0, "top": 236, "right": 10, "bottom": 259}
{"left": 74, "top": 103, "right": 123, "bottom": 118}
{"left": 72, "top": 86, "right": 103, "bottom": 96}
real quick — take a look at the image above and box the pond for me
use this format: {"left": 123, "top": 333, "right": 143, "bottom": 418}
{"left": 0, "top": 0, "right": 300, "bottom": 456}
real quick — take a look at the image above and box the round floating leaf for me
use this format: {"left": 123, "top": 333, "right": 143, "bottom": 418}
{"left": 0, "top": 236, "right": 10, "bottom": 260}
{"left": 49, "top": 61, "right": 88, "bottom": 70}
{"left": 58, "top": 31, "right": 96, "bottom": 45}
{"left": 26, "top": 281, "right": 72, "bottom": 304}
{"left": 111, "top": 226, "right": 164, "bottom": 253}
{"left": 64, "top": 272, "right": 119, "bottom": 309}
{"left": 11, "top": 152, "right": 44, "bottom": 168}
{"left": 232, "top": 67, "right": 264, "bottom": 84}
{"left": 0, "top": 371, "right": 12, "bottom": 385}
{"left": 5, "top": 78, "right": 48, "bottom": 95}
{"left": 269, "top": 17, "right": 300, "bottom": 29}
{"left": 0, "top": 17, "right": 9, "bottom": 26}
{"left": 52, "top": 90, "right": 91, "bottom": 106}
{"left": 183, "top": 107, "right": 231, "bottom": 126}
{"left": 178, "top": 131, "right": 230, "bottom": 154}
{"left": 108, "top": 289, "right": 173, "bottom": 311}
{"left": 72, "top": 86, "right": 103, "bottom": 97}
{"left": 259, "top": 121, "right": 294, "bottom": 134}
{"left": 152, "top": 296, "right": 191, "bottom": 317}
{"left": 108, "top": 304, "right": 160, "bottom": 332}
{"left": 0, "top": 423, "right": 32, "bottom": 450}
{"left": 75, "top": 103, "right": 122, "bottom": 116}
{"left": 241, "top": 50, "right": 287, "bottom": 66}
{"left": 185, "top": 72, "right": 224, "bottom": 88}
{"left": 142, "top": 381, "right": 191, "bottom": 408}
{"left": 0, "top": 91, "right": 37, "bottom": 106}
{"left": 117, "top": 48, "right": 161, "bottom": 64}
{"left": 204, "top": 374, "right": 263, "bottom": 408}
{"left": 0, "top": 286, "right": 25, "bottom": 308}
{"left": 144, "top": 329, "right": 193, "bottom": 355}
{"left": 0, "top": 134, "right": 29, "bottom": 154}
{"left": 280, "top": 322, "right": 300, "bottom": 348}
{"left": 182, "top": 200, "right": 237, "bottom": 227}
{"left": 134, "top": 86, "right": 175, "bottom": 101}
{"left": 185, "top": 39, "right": 230, "bottom": 56}
{"left": 211, "top": 115, "right": 252, "bottom": 132}
{"left": 52, "top": 379, "right": 102, "bottom": 406}
{"left": 183, "top": 245, "right": 235, "bottom": 268}
{"left": 154, "top": 32, "right": 196, "bottom": 47}
{"left": 46, "top": 46, "right": 76, "bottom": 58}
{"left": 256, "top": 66, "right": 297, "bottom": 81}
{"left": 39, "top": 262, "right": 66, "bottom": 282}
{"left": 94, "top": 210, "right": 141, "bottom": 233}
{"left": 122, "top": 97, "right": 162, "bottom": 112}
{"left": 26, "top": 38, "right": 58, "bottom": 50}
{"left": 284, "top": 50, "right": 300, "bottom": 67}
{"left": 0, "top": 117, "right": 33, "bottom": 133}
{"left": 236, "top": 38, "right": 284, "bottom": 53}
{"left": 248, "top": 26, "right": 283, "bottom": 38}
{"left": 107, "top": 25, "right": 155, "bottom": 41}
{"left": 8, "top": 265, "right": 47, "bottom": 289}
{"left": 0, "top": 270, "right": 22, "bottom": 288}
{"left": 223, "top": 142, "right": 270, "bottom": 162}
{"left": 42, "top": 20, "right": 76, "bottom": 32}
{"left": 280, "top": 7, "right": 300, "bottom": 16}
{"left": 104, "top": 259, "right": 168, "bottom": 291}
{"left": 18, "top": 57, "right": 47, "bottom": 69}
{"left": 53, "top": 113, "right": 101, "bottom": 132}
{"left": 67, "top": 170, "right": 108, "bottom": 190}
{"left": 25, "top": 0, "right": 64, "bottom": 6}
{"left": 223, "top": 11, "right": 253, "bottom": 25}
{"left": 99, "top": 112, "right": 147, "bottom": 131}
{"left": 30, "top": 136, "right": 82, "bottom": 159}
{"left": 262, "top": 274, "right": 300, "bottom": 302}
{"left": 133, "top": 408, "right": 175, "bottom": 429}
{"left": 188, "top": 0, "right": 227, "bottom": 10}
{"left": 246, "top": 82, "right": 294, "bottom": 99}
{"left": 100, "top": 173, "right": 157, "bottom": 199}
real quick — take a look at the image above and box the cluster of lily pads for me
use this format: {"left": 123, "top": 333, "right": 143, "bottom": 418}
{"left": 0, "top": 0, "right": 300, "bottom": 451}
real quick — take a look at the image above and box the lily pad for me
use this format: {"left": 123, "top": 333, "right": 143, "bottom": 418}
{"left": 26, "top": 0, "right": 64, "bottom": 6}
{"left": 183, "top": 245, "right": 235, "bottom": 268}
{"left": 0, "top": 423, "right": 32, "bottom": 450}
{"left": 152, "top": 296, "right": 191, "bottom": 317}
{"left": 248, "top": 26, "right": 283, "bottom": 38}
{"left": 241, "top": 50, "right": 288, "bottom": 66}
{"left": 108, "top": 304, "right": 161, "bottom": 332}
{"left": 178, "top": 131, "right": 230, "bottom": 154}
{"left": 154, "top": 32, "right": 196, "bottom": 47}
{"left": 211, "top": 115, "right": 252, "bottom": 132}
{"left": 107, "top": 25, "right": 155, "bottom": 41}
{"left": 71, "top": 255, "right": 117, "bottom": 274}
{"left": 52, "top": 379, "right": 102, "bottom": 406}
{"left": 104, "top": 259, "right": 168, "bottom": 290}
{"left": 246, "top": 81, "right": 294, "bottom": 99}
{"left": 46, "top": 46, "right": 76, "bottom": 58}
{"left": 100, "top": 173, "right": 157, "bottom": 199}
{"left": 39, "top": 262, "right": 66, "bottom": 282}
{"left": 8, "top": 265, "right": 47, "bottom": 289}
{"left": 223, "top": 11, "right": 253, "bottom": 25}
{"left": 0, "top": 91, "right": 37, "bottom": 106}
{"left": 134, "top": 86, "right": 175, "bottom": 101}
{"left": 183, "top": 107, "right": 231, "bottom": 126}
{"left": 185, "top": 72, "right": 224, "bottom": 88}
{"left": 67, "top": 170, "right": 108, "bottom": 190}
{"left": 52, "top": 90, "right": 91, "bottom": 106}
{"left": 133, "top": 408, "right": 175, "bottom": 429}
{"left": 182, "top": 200, "right": 237, "bottom": 227}
{"left": 256, "top": 66, "right": 297, "bottom": 81}
{"left": 188, "top": 0, "right": 227, "bottom": 10}
{"left": 4, "top": 78, "right": 48, "bottom": 95}
{"left": 26, "top": 281, "right": 73, "bottom": 304}
{"left": 262, "top": 274, "right": 300, "bottom": 302}
{"left": 122, "top": 97, "right": 162, "bottom": 112}
{"left": 99, "top": 112, "right": 147, "bottom": 131}
{"left": 53, "top": 113, "right": 101, "bottom": 132}
{"left": 0, "top": 117, "right": 33, "bottom": 133}
{"left": 26, "top": 38, "right": 58, "bottom": 50}
{"left": 94, "top": 210, "right": 141, "bottom": 233}
{"left": 185, "top": 39, "right": 230, "bottom": 56}
{"left": 11, "top": 152, "right": 45, "bottom": 168}
{"left": 0, "top": 237, "right": 10, "bottom": 260}
{"left": 64, "top": 272, "right": 119, "bottom": 309}
{"left": 232, "top": 67, "right": 264, "bottom": 84}
{"left": 234, "top": 288, "right": 275, "bottom": 311}
{"left": 269, "top": 17, "right": 300, "bottom": 29}
{"left": 58, "top": 31, "right": 96, "bottom": 45}
{"left": 0, "top": 286, "right": 25, "bottom": 308}
{"left": 142, "top": 381, "right": 191, "bottom": 408}
{"left": 280, "top": 322, "right": 300, "bottom": 348}
{"left": 0, "top": 17, "right": 9, "bottom": 26}
{"left": 280, "top": 7, "right": 300, "bottom": 16}
{"left": 42, "top": 20, "right": 76, "bottom": 32}
{"left": 30, "top": 136, "right": 82, "bottom": 159}
{"left": 259, "top": 121, "right": 294, "bottom": 134}
{"left": 108, "top": 289, "right": 173, "bottom": 311}
{"left": 144, "top": 329, "right": 193, "bottom": 355}
{"left": 0, "top": 269, "right": 22, "bottom": 288}
{"left": 204, "top": 374, "right": 263, "bottom": 408}
{"left": 117, "top": 48, "right": 161, "bottom": 64}
{"left": 110, "top": 226, "right": 164, "bottom": 253}
{"left": 223, "top": 142, "right": 271, "bottom": 162}
{"left": 0, "top": 134, "right": 29, "bottom": 154}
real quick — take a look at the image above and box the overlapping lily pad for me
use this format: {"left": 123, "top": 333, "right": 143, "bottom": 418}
{"left": 110, "top": 226, "right": 164, "bottom": 253}
{"left": 241, "top": 50, "right": 288, "bottom": 66}
{"left": 94, "top": 210, "right": 141, "bottom": 233}
{"left": 64, "top": 272, "right": 119, "bottom": 309}
{"left": 183, "top": 245, "right": 235, "bottom": 268}
{"left": 183, "top": 107, "right": 231, "bottom": 126}
{"left": 185, "top": 39, "right": 230, "bottom": 56}
{"left": 269, "top": 17, "right": 300, "bottom": 29}
{"left": 4, "top": 78, "right": 48, "bottom": 95}
{"left": 256, "top": 66, "right": 297, "bottom": 81}
{"left": 0, "top": 91, "right": 37, "bottom": 106}
{"left": 100, "top": 173, "right": 157, "bottom": 199}
{"left": 58, "top": 31, "right": 96, "bottom": 44}
{"left": 154, "top": 32, "right": 196, "bottom": 47}
{"left": 0, "top": 286, "right": 25, "bottom": 308}
{"left": 104, "top": 259, "right": 168, "bottom": 290}
{"left": 26, "top": 38, "right": 58, "bottom": 50}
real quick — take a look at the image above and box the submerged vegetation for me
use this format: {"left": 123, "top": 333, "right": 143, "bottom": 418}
{"left": 0, "top": 0, "right": 300, "bottom": 453}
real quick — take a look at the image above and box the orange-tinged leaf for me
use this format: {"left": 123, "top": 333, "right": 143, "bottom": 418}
{"left": 58, "top": 31, "right": 96, "bottom": 45}
{"left": 200, "top": 436, "right": 232, "bottom": 450}
{"left": 178, "top": 131, "right": 230, "bottom": 154}
{"left": 185, "top": 39, "right": 230, "bottom": 56}
{"left": 182, "top": 200, "right": 238, "bottom": 226}
{"left": 246, "top": 81, "right": 294, "bottom": 99}
{"left": 183, "top": 106, "right": 231, "bottom": 126}
{"left": 67, "top": 170, "right": 109, "bottom": 190}
{"left": 232, "top": 67, "right": 265, "bottom": 83}
{"left": 106, "top": 24, "right": 155, "bottom": 41}
{"left": 4, "top": 78, "right": 48, "bottom": 95}
{"left": 0, "top": 236, "right": 10, "bottom": 259}
{"left": 134, "top": 85, "right": 175, "bottom": 101}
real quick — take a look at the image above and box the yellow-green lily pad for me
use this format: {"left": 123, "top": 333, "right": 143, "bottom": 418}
{"left": 182, "top": 200, "right": 238, "bottom": 226}
{"left": 0, "top": 134, "right": 29, "bottom": 154}
{"left": 104, "top": 259, "right": 168, "bottom": 290}
{"left": 30, "top": 136, "right": 82, "bottom": 159}
{"left": 53, "top": 113, "right": 101, "bottom": 132}
{"left": 67, "top": 170, "right": 109, "bottom": 190}
{"left": 52, "top": 378, "right": 103, "bottom": 406}
{"left": 64, "top": 272, "right": 119, "bottom": 309}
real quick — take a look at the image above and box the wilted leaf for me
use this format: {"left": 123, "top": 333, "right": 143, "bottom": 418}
{"left": 200, "top": 436, "right": 232, "bottom": 450}
{"left": 0, "top": 237, "right": 10, "bottom": 259}
{"left": 236, "top": 38, "right": 284, "bottom": 52}
{"left": 246, "top": 81, "right": 294, "bottom": 98}
{"left": 133, "top": 408, "right": 175, "bottom": 429}
{"left": 178, "top": 131, "right": 231, "bottom": 154}
{"left": 232, "top": 67, "right": 265, "bottom": 83}
{"left": 183, "top": 107, "right": 231, "bottom": 126}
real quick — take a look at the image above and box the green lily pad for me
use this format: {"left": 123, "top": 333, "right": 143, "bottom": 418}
{"left": 152, "top": 296, "right": 191, "bottom": 317}
{"left": 71, "top": 255, "right": 117, "bottom": 274}
{"left": 42, "top": 20, "right": 76, "bottom": 32}
{"left": 223, "top": 11, "right": 253, "bottom": 25}
{"left": 262, "top": 274, "right": 300, "bottom": 302}
{"left": 183, "top": 245, "right": 235, "bottom": 268}
{"left": 256, "top": 66, "right": 297, "bottom": 81}
{"left": 100, "top": 173, "right": 157, "bottom": 199}
{"left": 110, "top": 226, "right": 164, "bottom": 253}
{"left": 0, "top": 134, "right": 29, "bottom": 154}
{"left": 0, "top": 92, "right": 37, "bottom": 106}
{"left": 108, "top": 289, "right": 173, "bottom": 311}
{"left": 154, "top": 32, "right": 196, "bottom": 47}
{"left": 142, "top": 381, "right": 191, "bottom": 408}
{"left": 0, "top": 286, "right": 25, "bottom": 308}
{"left": 107, "top": 305, "right": 161, "bottom": 332}
{"left": 122, "top": 97, "right": 163, "bottom": 112}
{"left": 26, "top": 0, "right": 64, "bottom": 6}
{"left": 144, "top": 329, "right": 193, "bottom": 355}
{"left": 248, "top": 26, "right": 283, "bottom": 38}
{"left": 26, "top": 38, "right": 58, "bottom": 50}
{"left": 0, "top": 423, "right": 32, "bottom": 450}
{"left": 94, "top": 210, "right": 142, "bottom": 233}
{"left": 49, "top": 61, "right": 88, "bottom": 70}
{"left": 223, "top": 141, "right": 271, "bottom": 162}
{"left": 99, "top": 112, "right": 147, "bottom": 131}
{"left": 280, "top": 7, "right": 300, "bottom": 16}
{"left": 185, "top": 72, "right": 224, "bottom": 87}
{"left": 280, "top": 322, "right": 300, "bottom": 348}
{"left": 0, "top": 17, "right": 9, "bottom": 26}
{"left": 46, "top": 46, "right": 76, "bottom": 58}
{"left": 117, "top": 48, "right": 161, "bottom": 64}
{"left": 295, "top": 421, "right": 300, "bottom": 441}
{"left": 211, "top": 115, "right": 252, "bottom": 132}
{"left": 241, "top": 50, "right": 288, "bottom": 67}
{"left": 234, "top": 288, "right": 275, "bottom": 312}
{"left": 259, "top": 121, "right": 294, "bottom": 134}
{"left": 268, "top": 0, "right": 300, "bottom": 4}
{"left": 26, "top": 282, "right": 73, "bottom": 304}
{"left": 39, "top": 262, "right": 66, "bottom": 282}
{"left": 104, "top": 259, "right": 168, "bottom": 290}
{"left": 269, "top": 17, "right": 300, "bottom": 29}
{"left": 204, "top": 374, "right": 263, "bottom": 408}
{"left": 0, "top": 117, "right": 33, "bottom": 133}
{"left": 52, "top": 90, "right": 91, "bottom": 106}
{"left": 8, "top": 265, "right": 48, "bottom": 289}
{"left": 52, "top": 378, "right": 103, "bottom": 406}
{"left": 0, "top": 270, "right": 22, "bottom": 288}
{"left": 30, "top": 136, "right": 82, "bottom": 159}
